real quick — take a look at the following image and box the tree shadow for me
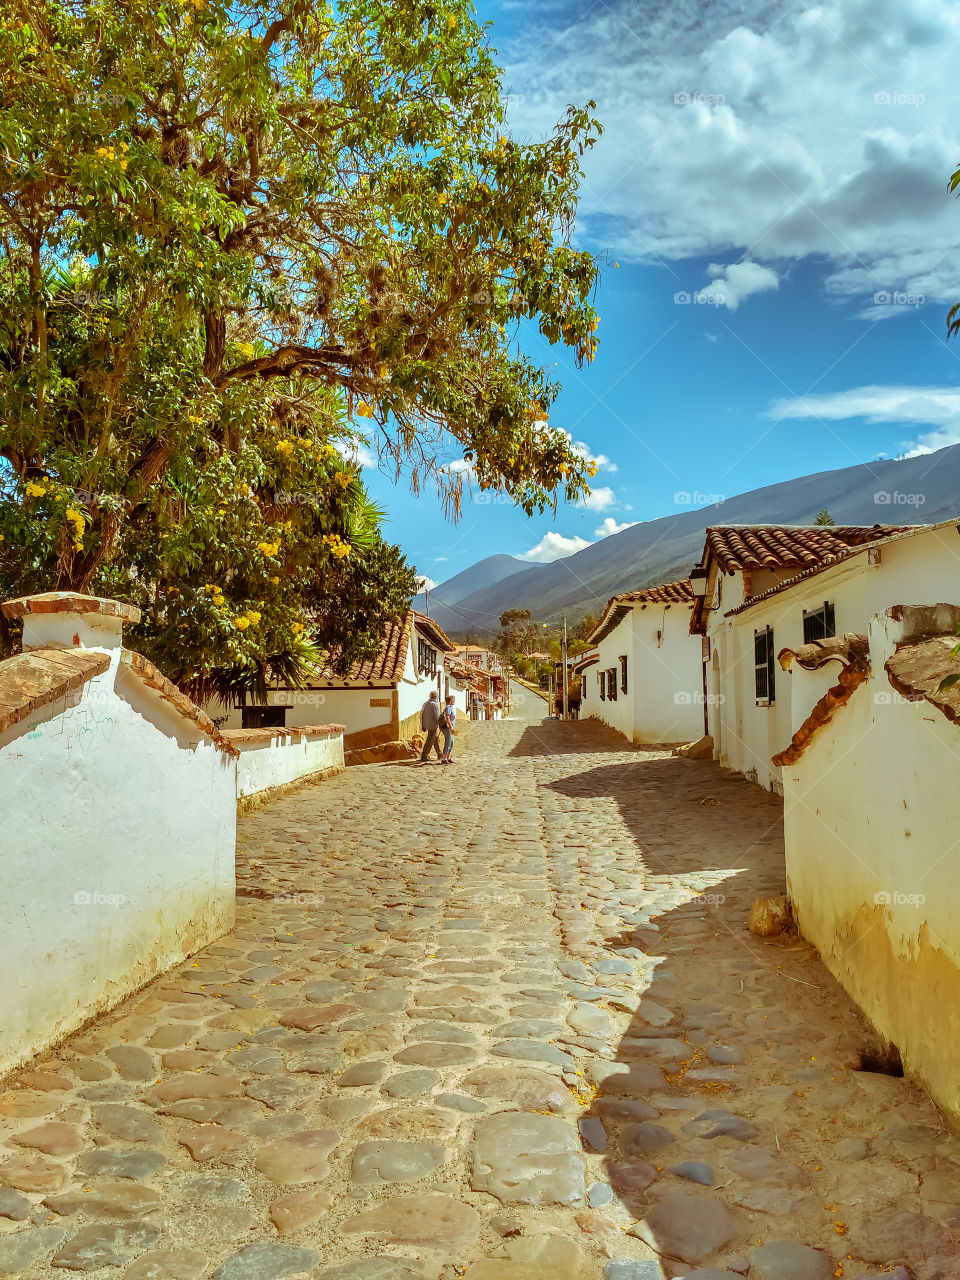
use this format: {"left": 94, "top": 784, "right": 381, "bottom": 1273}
{"left": 507, "top": 718, "right": 663, "bottom": 759}
{"left": 541, "top": 755, "right": 896, "bottom": 1276}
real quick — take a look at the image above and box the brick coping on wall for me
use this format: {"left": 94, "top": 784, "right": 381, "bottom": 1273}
{"left": 222, "top": 724, "right": 346, "bottom": 747}
{"left": 118, "top": 651, "right": 239, "bottom": 757}
{"left": 0, "top": 647, "right": 111, "bottom": 735}
{"left": 2, "top": 591, "right": 141, "bottom": 624}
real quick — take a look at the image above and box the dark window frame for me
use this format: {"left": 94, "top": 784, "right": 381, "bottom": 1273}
{"left": 417, "top": 637, "right": 438, "bottom": 676}
{"left": 619, "top": 654, "right": 628, "bottom": 694}
{"left": 607, "top": 668, "right": 618, "bottom": 702}
{"left": 754, "top": 626, "right": 775, "bottom": 705}
{"left": 241, "top": 705, "right": 287, "bottom": 729}
{"left": 599, "top": 670, "right": 606, "bottom": 701}
{"left": 802, "top": 600, "right": 836, "bottom": 644}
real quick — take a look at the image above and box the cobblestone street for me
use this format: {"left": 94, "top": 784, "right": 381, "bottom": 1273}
{"left": 2, "top": 704, "right": 959, "bottom": 1278}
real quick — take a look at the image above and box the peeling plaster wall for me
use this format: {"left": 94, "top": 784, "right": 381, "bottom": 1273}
{"left": 782, "top": 616, "right": 960, "bottom": 1118}
{"left": 0, "top": 653, "right": 236, "bottom": 1078}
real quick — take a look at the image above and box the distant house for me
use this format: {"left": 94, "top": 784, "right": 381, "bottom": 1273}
{"left": 585, "top": 580, "right": 703, "bottom": 743}
{"left": 216, "top": 610, "right": 459, "bottom": 751}
{"left": 688, "top": 520, "right": 960, "bottom": 791}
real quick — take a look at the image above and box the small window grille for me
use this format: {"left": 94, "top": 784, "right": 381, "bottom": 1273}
{"left": 802, "top": 601, "right": 836, "bottom": 644}
{"left": 754, "top": 626, "right": 775, "bottom": 704}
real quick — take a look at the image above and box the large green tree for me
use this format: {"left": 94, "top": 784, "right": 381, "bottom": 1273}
{"left": 0, "top": 0, "right": 601, "bottom": 690}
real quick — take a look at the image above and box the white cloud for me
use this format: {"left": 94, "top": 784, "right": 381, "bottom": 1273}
{"left": 442, "top": 458, "right": 475, "bottom": 475}
{"left": 335, "top": 438, "right": 376, "bottom": 468}
{"left": 595, "top": 517, "right": 638, "bottom": 537}
{"left": 415, "top": 575, "right": 438, "bottom": 592}
{"left": 706, "top": 261, "right": 779, "bottom": 310}
{"left": 770, "top": 383, "right": 960, "bottom": 454}
{"left": 502, "top": 0, "right": 960, "bottom": 307}
{"left": 521, "top": 531, "right": 594, "bottom": 562}
{"left": 565, "top": 432, "right": 618, "bottom": 472}
{"left": 580, "top": 485, "right": 617, "bottom": 511}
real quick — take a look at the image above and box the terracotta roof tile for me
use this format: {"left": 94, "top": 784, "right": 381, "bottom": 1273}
{"left": 0, "top": 647, "right": 110, "bottom": 735}
{"left": 704, "top": 525, "right": 908, "bottom": 574}
{"left": 588, "top": 578, "right": 694, "bottom": 644}
{"left": 617, "top": 579, "right": 695, "bottom": 605}
{"left": 309, "top": 611, "right": 453, "bottom": 687}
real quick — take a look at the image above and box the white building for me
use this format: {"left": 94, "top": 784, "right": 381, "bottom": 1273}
{"left": 689, "top": 522, "right": 934, "bottom": 792}
{"left": 215, "top": 610, "right": 461, "bottom": 751}
{"left": 776, "top": 601, "right": 960, "bottom": 1120}
{"left": 0, "top": 592, "right": 236, "bottom": 1076}
{"left": 584, "top": 579, "right": 704, "bottom": 744}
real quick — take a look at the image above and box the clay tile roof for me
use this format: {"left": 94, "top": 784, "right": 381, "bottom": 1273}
{"left": 704, "top": 525, "right": 907, "bottom": 575}
{"left": 310, "top": 613, "right": 414, "bottom": 686}
{"left": 588, "top": 578, "right": 694, "bottom": 645}
{"left": 0, "top": 647, "right": 110, "bottom": 735}
{"left": 618, "top": 579, "right": 695, "bottom": 605}
{"left": 409, "top": 611, "right": 455, "bottom": 653}
{"left": 2, "top": 591, "right": 141, "bottom": 624}
{"left": 308, "top": 610, "right": 453, "bottom": 687}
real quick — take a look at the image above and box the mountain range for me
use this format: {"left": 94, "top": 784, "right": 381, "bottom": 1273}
{"left": 416, "top": 443, "right": 960, "bottom": 640}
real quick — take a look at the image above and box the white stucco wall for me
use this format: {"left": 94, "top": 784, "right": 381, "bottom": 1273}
{"left": 588, "top": 604, "right": 703, "bottom": 744}
{"left": 0, "top": 647, "right": 236, "bottom": 1077}
{"left": 397, "top": 630, "right": 443, "bottom": 726}
{"left": 707, "top": 521, "right": 960, "bottom": 792}
{"left": 589, "top": 618, "right": 635, "bottom": 742}
{"left": 211, "top": 688, "right": 392, "bottom": 736}
{"left": 782, "top": 608, "right": 960, "bottom": 1118}
{"left": 632, "top": 605, "right": 704, "bottom": 743}
{"left": 232, "top": 730, "right": 345, "bottom": 798}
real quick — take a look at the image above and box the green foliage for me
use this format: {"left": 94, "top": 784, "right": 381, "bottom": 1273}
{"left": 0, "top": 0, "right": 602, "bottom": 689}
{"left": 813, "top": 508, "right": 836, "bottom": 526}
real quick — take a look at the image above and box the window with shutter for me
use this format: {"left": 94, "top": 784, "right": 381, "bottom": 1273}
{"left": 802, "top": 600, "right": 836, "bottom": 644}
{"left": 607, "top": 668, "right": 618, "bottom": 702}
{"left": 619, "top": 655, "right": 628, "bottom": 693}
{"left": 599, "top": 671, "right": 605, "bottom": 701}
{"left": 754, "top": 626, "right": 776, "bottom": 704}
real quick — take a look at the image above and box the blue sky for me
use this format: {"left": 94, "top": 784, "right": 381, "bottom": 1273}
{"left": 362, "top": 0, "right": 960, "bottom": 588}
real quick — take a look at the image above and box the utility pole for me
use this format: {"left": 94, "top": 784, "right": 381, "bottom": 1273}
{"left": 561, "top": 614, "right": 569, "bottom": 722}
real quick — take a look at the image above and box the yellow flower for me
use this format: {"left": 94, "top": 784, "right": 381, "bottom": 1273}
{"left": 64, "top": 507, "right": 85, "bottom": 551}
{"left": 291, "top": 621, "right": 304, "bottom": 634}
{"left": 333, "top": 470, "right": 352, "bottom": 489}
{"left": 234, "top": 616, "right": 250, "bottom": 630}
{"left": 257, "top": 541, "right": 280, "bottom": 557}
{"left": 245, "top": 610, "right": 261, "bottom": 625}
{"left": 270, "top": 575, "right": 280, "bottom": 585}
{"left": 187, "top": 414, "right": 202, "bottom": 424}
{"left": 276, "top": 439, "right": 294, "bottom": 456}
{"left": 322, "top": 533, "right": 352, "bottom": 560}
{"left": 356, "top": 402, "right": 374, "bottom": 418}
{"left": 25, "top": 480, "right": 47, "bottom": 498}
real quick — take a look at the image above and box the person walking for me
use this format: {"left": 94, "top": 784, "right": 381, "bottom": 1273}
{"left": 439, "top": 694, "right": 457, "bottom": 764}
{"left": 419, "top": 690, "right": 443, "bottom": 764}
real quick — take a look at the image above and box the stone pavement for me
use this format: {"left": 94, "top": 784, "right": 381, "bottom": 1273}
{"left": 2, "top": 709, "right": 959, "bottom": 1279}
